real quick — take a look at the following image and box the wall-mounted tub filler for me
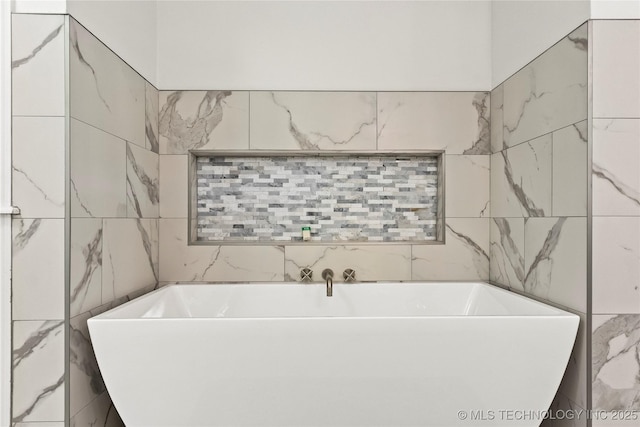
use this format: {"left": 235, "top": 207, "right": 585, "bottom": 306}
{"left": 88, "top": 282, "right": 579, "bottom": 427}
{"left": 322, "top": 268, "right": 334, "bottom": 297}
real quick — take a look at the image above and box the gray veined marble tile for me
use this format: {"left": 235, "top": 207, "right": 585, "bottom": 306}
{"left": 553, "top": 121, "right": 588, "bottom": 217}
{"left": 145, "top": 82, "right": 159, "bottom": 153}
{"left": 70, "top": 312, "right": 106, "bottom": 418}
{"left": 593, "top": 119, "right": 640, "bottom": 216}
{"left": 12, "top": 218, "right": 64, "bottom": 320}
{"left": 70, "top": 219, "right": 103, "bottom": 318}
{"left": 159, "top": 155, "right": 188, "bottom": 218}
{"left": 412, "top": 218, "right": 489, "bottom": 281}
{"left": 69, "top": 18, "right": 145, "bottom": 147}
{"left": 250, "top": 91, "right": 376, "bottom": 150}
{"left": 503, "top": 24, "right": 587, "bottom": 148}
{"left": 12, "top": 320, "right": 64, "bottom": 423}
{"left": 445, "top": 155, "right": 490, "bottom": 218}
{"left": 126, "top": 143, "right": 159, "bottom": 218}
{"left": 70, "top": 118, "right": 127, "bottom": 218}
{"left": 159, "top": 219, "right": 284, "bottom": 282}
{"left": 593, "top": 21, "right": 640, "bottom": 119}
{"left": 592, "top": 314, "right": 640, "bottom": 411}
{"left": 593, "top": 217, "right": 640, "bottom": 314}
{"left": 524, "top": 217, "right": 587, "bottom": 312}
{"left": 11, "top": 14, "right": 65, "bottom": 116}
{"left": 490, "top": 217, "right": 525, "bottom": 290}
{"left": 12, "top": 117, "right": 65, "bottom": 218}
{"left": 70, "top": 392, "right": 123, "bottom": 427}
{"left": 377, "top": 92, "right": 490, "bottom": 154}
{"left": 159, "top": 90, "right": 249, "bottom": 154}
{"left": 491, "top": 134, "right": 552, "bottom": 217}
{"left": 102, "top": 219, "right": 158, "bottom": 302}
{"left": 284, "top": 245, "right": 411, "bottom": 282}
{"left": 490, "top": 84, "right": 504, "bottom": 154}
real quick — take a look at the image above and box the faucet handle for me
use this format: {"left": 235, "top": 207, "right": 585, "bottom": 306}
{"left": 300, "top": 268, "right": 313, "bottom": 282}
{"left": 343, "top": 268, "right": 356, "bottom": 282}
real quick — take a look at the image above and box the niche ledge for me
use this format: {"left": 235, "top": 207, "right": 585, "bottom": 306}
{"left": 188, "top": 150, "right": 445, "bottom": 246}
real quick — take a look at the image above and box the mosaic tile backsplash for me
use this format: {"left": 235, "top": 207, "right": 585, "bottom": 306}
{"left": 196, "top": 155, "right": 440, "bottom": 242}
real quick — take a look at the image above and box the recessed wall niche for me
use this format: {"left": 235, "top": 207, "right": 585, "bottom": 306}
{"left": 188, "top": 151, "right": 444, "bottom": 245}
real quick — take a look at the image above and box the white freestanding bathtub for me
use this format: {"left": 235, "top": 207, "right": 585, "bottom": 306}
{"left": 88, "top": 282, "right": 579, "bottom": 427}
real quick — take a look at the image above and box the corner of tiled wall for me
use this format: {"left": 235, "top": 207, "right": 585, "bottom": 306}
{"left": 489, "top": 22, "right": 589, "bottom": 426}
{"left": 11, "top": 13, "right": 66, "bottom": 426}
{"left": 68, "top": 17, "right": 159, "bottom": 426}
{"left": 590, "top": 20, "right": 640, "bottom": 426}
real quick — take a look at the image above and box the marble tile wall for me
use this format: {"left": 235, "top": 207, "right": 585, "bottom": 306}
{"left": 11, "top": 14, "right": 66, "bottom": 425}
{"left": 159, "top": 90, "right": 490, "bottom": 283}
{"left": 490, "top": 23, "right": 588, "bottom": 419}
{"left": 591, "top": 20, "right": 640, "bottom": 422}
{"left": 68, "top": 17, "right": 159, "bottom": 426}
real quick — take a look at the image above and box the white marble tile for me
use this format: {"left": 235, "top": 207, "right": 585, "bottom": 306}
{"left": 592, "top": 314, "right": 640, "bottom": 412}
{"left": 70, "top": 392, "right": 123, "bottom": 427}
{"left": 12, "top": 117, "right": 65, "bottom": 218}
{"left": 593, "top": 217, "right": 640, "bottom": 314}
{"left": 12, "top": 219, "right": 64, "bottom": 320}
{"left": 70, "top": 118, "right": 127, "bottom": 218}
{"left": 377, "top": 92, "right": 490, "bottom": 154}
{"left": 559, "top": 311, "right": 588, "bottom": 410}
{"left": 490, "top": 84, "right": 504, "bottom": 153}
{"left": 70, "top": 312, "right": 105, "bottom": 417}
{"left": 70, "top": 219, "right": 102, "bottom": 318}
{"left": 553, "top": 121, "right": 588, "bottom": 217}
{"left": 593, "top": 119, "right": 640, "bottom": 216}
{"left": 412, "top": 218, "right": 489, "bottom": 281}
{"left": 593, "top": 21, "right": 640, "bottom": 119}
{"left": 159, "top": 91, "right": 249, "bottom": 154}
{"left": 159, "top": 219, "right": 284, "bottom": 282}
{"left": 491, "top": 134, "right": 552, "bottom": 217}
{"left": 126, "top": 143, "right": 159, "bottom": 218}
{"left": 145, "top": 82, "right": 159, "bottom": 153}
{"left": 250, "top": 91, "right": 376, "bottom": 150}
{"left": 69, "top": 18, "right": 145, "bottom": 147}
{"left": 503, "top": 24, "right": 587, "bottom": 147}
{"left": 285, "top": 245, "right": 411, "bottom": 282}
{"left": 445, "top": 155, "right": 490, "bottom": 217}
{"left": 159, "top": 155, "right": 187, "bottom": 218}
{"left": 102, "top": 219, "right": 158, "bottom": 302}
{"left": 12, "top": 14, "right": 65, "bottom": 116}
{"left": 524, "top": 217, "right": 587, "bottom": 312}
{"left": 490, "top": 217, "right": 525, "bottom": 290}
{"left": 12, "top": 320, "right": 64, "bottom": 423}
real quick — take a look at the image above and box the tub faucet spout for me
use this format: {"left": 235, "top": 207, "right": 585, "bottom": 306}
{"left": 322, "top": 269, "right": 334, "bottom": 297}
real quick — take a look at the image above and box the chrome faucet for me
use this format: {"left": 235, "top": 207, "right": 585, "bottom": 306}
{"left": 322, "top": 269, "right": 334, "bottom": 297}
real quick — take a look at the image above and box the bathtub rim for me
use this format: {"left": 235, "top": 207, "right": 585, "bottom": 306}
{"left": 88, "top": 281, "right": 580, "bottom": 321}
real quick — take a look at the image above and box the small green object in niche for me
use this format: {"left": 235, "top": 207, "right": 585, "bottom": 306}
{"left": 302, "top": 227, "right": 311, "bottom": 241}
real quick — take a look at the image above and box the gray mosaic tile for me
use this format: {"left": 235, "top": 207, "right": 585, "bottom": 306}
{"left": 196, "top": 156, "right": 439, "bottom": 242}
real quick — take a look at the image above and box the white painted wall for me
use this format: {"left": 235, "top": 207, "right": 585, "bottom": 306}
{"left": 156, "top": 0, "right": 492, "bottom": 91}
{"left": 67, "top": 0, "right": 157, "bottom": 85}
{"left": 591, "top": 0, "right": 640, "bottom": 18}
{"left": 491, "top": 0, "right": 590, "bottom": 88}
{"left": 12, "top": 0, "right": 67, "bottom": 14}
